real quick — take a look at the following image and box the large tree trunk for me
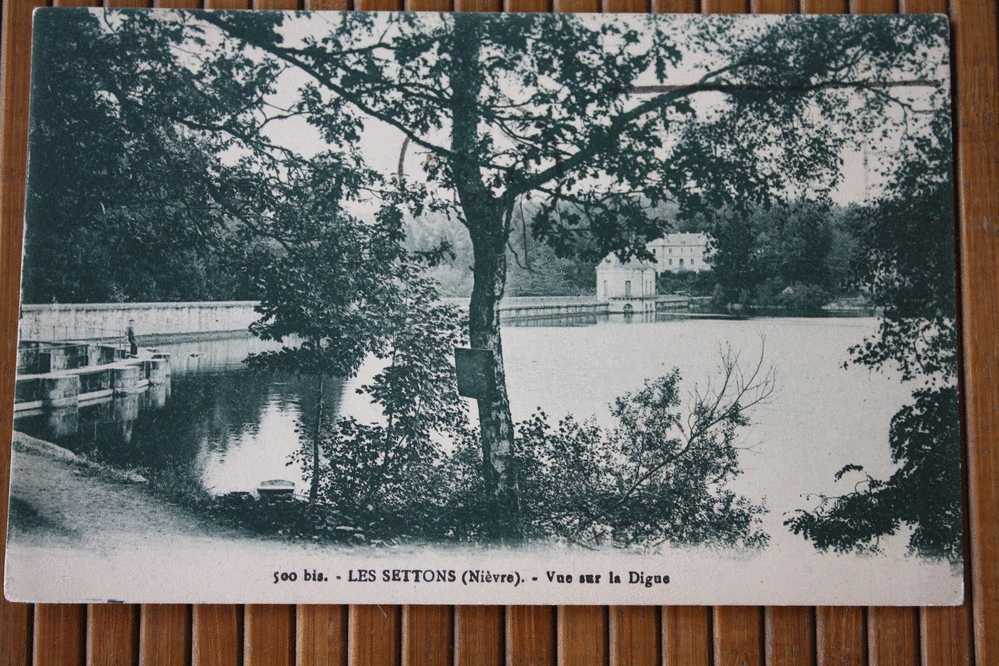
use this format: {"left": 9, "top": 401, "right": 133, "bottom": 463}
{"left": 450, "top": 15, "right": 521, "bottom": 539}
{"left": 468, "top": 226, "right": 521, "bottom": 539}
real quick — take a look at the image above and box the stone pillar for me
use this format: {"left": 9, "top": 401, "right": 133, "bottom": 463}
{"left": 86, "top": 344, "right": 102, "bottom": 368}
{"left": 112, "top": 365, "right": 142, "bottom": 395}
{"left": 147, "top": 357, "right": 170, "bottom": 385}
{"left": 42, "top": 374, "right": 79, "bottom": 409}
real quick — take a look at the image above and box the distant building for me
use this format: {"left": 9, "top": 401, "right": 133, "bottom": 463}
{"left": 647, "top": 232, "right": 710, "bottom": 273}
{"left": 595, "top": 232, "right": 711, "bottom": 313}
{"left": 595, "top": 254, "right": 657, "bottom": 314}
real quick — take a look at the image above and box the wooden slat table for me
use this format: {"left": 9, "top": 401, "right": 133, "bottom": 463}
{"left": 0, "top": 0, "right": 995, "bottom": 663}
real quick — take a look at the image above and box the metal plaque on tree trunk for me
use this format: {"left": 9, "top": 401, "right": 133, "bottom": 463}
{"left": 455, "top": 347, "right": 495, "bottom": 399}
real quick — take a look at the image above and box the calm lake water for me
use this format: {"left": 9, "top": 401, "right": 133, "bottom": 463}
{"left": 14, "top": 314, "right": 913, "bottom": 545}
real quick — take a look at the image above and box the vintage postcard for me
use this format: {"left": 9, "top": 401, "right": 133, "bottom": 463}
{"left": 5, "top": 8, "right": 961, "bottom": 605}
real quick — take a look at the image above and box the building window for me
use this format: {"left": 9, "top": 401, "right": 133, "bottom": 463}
{"left": 625, "top": 280, "right": 632, "bottom": 297}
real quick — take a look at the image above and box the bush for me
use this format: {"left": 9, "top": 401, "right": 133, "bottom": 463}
{"left": 777, "top": 282, "right": 831, "bottom": 311}
{"left": 439, "top": 349, "right": 774, "bottom": 550}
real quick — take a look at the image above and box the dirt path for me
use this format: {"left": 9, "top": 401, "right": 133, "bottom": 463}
{"left": 8, "top": 432, "right": 244, "bottom": 551}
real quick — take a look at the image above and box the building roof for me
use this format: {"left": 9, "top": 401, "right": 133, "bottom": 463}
{"left": 648, "top": 232, "right": 709, "bottom": 247}
{"left": 596, "top": 253, "right": 656, "bottom": 272}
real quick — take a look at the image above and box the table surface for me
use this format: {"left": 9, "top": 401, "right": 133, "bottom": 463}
{"left": 1, "top": 0, "right": 996, "bottom": 664}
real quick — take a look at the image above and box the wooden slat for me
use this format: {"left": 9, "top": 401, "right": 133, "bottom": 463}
{"left": 0, "top": 600, "right": 31, "bottom": 666}
{"left": 140, "top": 606, "right": 191, "bottom": 666}
{"left": 748, "top": 0, "right": 815, "bottom": 651}
{"left": 456, "top": 0, "right": 498, "bottom": 9}
{"left": 455, "top": 606, "right": 503, "bottom": 666}
{"left": 663, "top": 607, "right": 711, "bottom": 666}
{"left": 86, "top": 7, "right": 150, "bottom": 661}
{"left": 506, "top": 607, "right": 556, "bottom": 666}
{"left": 897, "top": 0, "right": 975, "bottom": 655}
{"left": 192, "top": 606, "right": 242, "bottom": 666}
{"left": 755, "top": 30, "right": 811, "bottom": 666}
{"left": 603, "top": 0, "right": 648, "bottom": 12}
{"left": 766, "top": 608, "right": 815, "bottom": 666}
{"left": 609, "top": 606, "right": 659, "bottom": 666}
{"left": 849, "top": 0, "right": 895, "bottom": 12}
{"left": 713, "top": 608, "right": 763, "bottom": 666}
{"left": 13, "top": 9, "right": 80, "bottom": 666}
{"left": 553, "top": 0, "right": 599, "bottom": 14}
{"left": 653, "top": 27, "right": 706, "bottom": 666}
{"left": 244, "top": 605, "right": 295, "bottom": 666}
{"left": 297, "top": 605, "right": 347, "bottom": 666}
{"left": 751, "top": 0, "right": 795, "bottom": 11}
{"left": 305, "top": 0, "right": 351, "bottom": 9}
{"left": 892, "top": 0, "right": 975, "bottom": 660}
{"left": 186, "top": 2, "right": 246, "bottom": 663}
{"left": 816, "top": 608, "right": 865, "bottom": 666}
{"left": 141, "top": 0, "right": 204, "bottom": 658}
{"left": 898, "top": 0, "right": 940, "bottom": 11}
{"left": 204, "top": 0, "right": 253, "bottom": 7}
{"left": 704, "top": 6, "right": 764, "bottom": 666}
{"left": 868, "top": 608, "right": 919, "bottom": 666}
{"left": 348, "top": 606, "right": 401, "bottom": 666}
{"left": 952, "top": 0, "right": 999, "bottom": 663}
{"left": 0, "top": 0, "right": 46, "bottom": 660}
{"left": 847, "top": 0, "right": 918, "bottom": 661}
{"left": 557, "top": 607, "right": 607, "bottom": 666}
{"left": 242, "top": 0, "right": 299, "bottom": 652}
{"left": 801, "top": 0, "right": 845, "bottom": 11}
{"left": 332, "top": 0, "right": 405, "bottom": 646}
{"left": 87, "top": 605, "right": 139, "bottom": 665}
{"left": 407, "top": 0, "right": 452, "bottom": 7}
{"left": 920, "top": 607, "right": 971, "bottom": 666}
{"left": 800, "top": 3, "right": 852, "bottom": 661}
{"left": 653, "top": 0, "right": 696, "bottom": 11}
{"left": 504, "top": 0, "right": 549, "bottom": 10}
{"left": 501, "top": 2, "right": 553, "bottom": 662}
{"left": 702, "top": 0, "right": 748, "bottom": 11}
{"left": 402, "top": 606, "right": 452, "bottom": 666}
{"left": 601, "top": 3, "right": 659, "bottom": 664}
{"left": 34, "top": 605, "right": 86, "bottom": 666}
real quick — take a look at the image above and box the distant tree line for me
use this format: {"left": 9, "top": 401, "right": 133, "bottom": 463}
{"left": 702, "top": 200, "right": 860, "bottom": 310}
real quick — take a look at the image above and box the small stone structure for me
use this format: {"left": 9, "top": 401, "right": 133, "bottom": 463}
{"left": 595, "top": 255, "right": 657, "bottom": 315}
{"left": 15, "top": 341, "right": 171, "bottom": 413}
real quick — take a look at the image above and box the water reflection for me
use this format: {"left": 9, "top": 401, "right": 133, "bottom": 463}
{"left": 14, "top": 336, "right": 346, "bottom": 495}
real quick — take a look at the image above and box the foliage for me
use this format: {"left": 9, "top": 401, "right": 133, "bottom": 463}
{"left": 296, "top": 278, "right": 469, "bottom": 533}
{"left": 786, "top": 386, "right": 961, "bottom": 559}
{"left": 442, "top": 347, "right": 774, "bottom": 548}
{"left": 706, "top": 200, "right": 855, "bottom": 310}
{"left": 47, "top": 9, "right": 949, "bottom": 526}
{"left": 785, "top": 95, "right": 962, "bottom": 561}
{"left": 656, "top": 270, "right": 716, "bottom": 297}
{"left": 23, "top": 10, "right": 260, "bottom": 303}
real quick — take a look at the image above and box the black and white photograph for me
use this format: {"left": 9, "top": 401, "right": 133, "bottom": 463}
{"left": 5, "top": 7, "right": 962, "bottom": 605}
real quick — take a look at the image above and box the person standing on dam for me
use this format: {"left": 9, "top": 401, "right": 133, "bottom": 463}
{"left": 127, "top": 319, "right": 138, "bottom": 356}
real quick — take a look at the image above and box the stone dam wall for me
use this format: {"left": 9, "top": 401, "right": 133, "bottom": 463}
{"left": 19, "top": 301, "right": 261, "bottom": 342}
